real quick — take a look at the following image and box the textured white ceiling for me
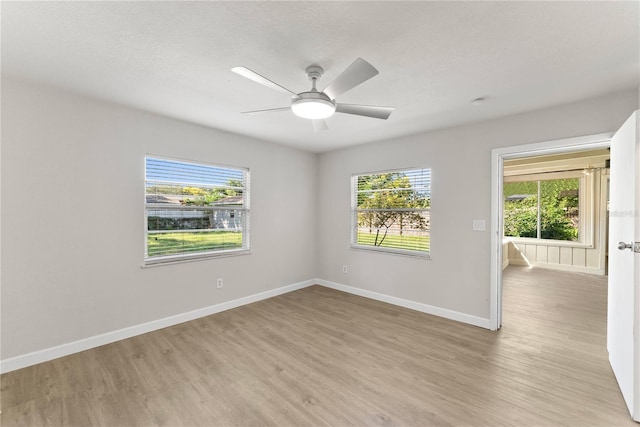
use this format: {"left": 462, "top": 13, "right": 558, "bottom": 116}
{"left": 2, "top": 1, "right": 638, "bottom": 152}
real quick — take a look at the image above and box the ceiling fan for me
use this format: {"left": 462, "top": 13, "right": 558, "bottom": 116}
{"left": 231, "top": 58, "right": 394, "bottom": 131}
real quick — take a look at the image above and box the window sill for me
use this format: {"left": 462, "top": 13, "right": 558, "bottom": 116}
{"left": 350, "top": 244, "right": 431, "bottom": 259}
{"left": 503, "top": 237, "right": 594, "bottom": 249}
{"left": 142, "top": 249, "right": 251, "bottom": 268}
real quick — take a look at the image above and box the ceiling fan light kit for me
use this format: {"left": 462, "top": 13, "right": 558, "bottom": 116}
{"left": 291, "top": 93, "right": 336, "bottom": 119}
{"left": 232, "top": 58, "right": 394, "bottom": 130}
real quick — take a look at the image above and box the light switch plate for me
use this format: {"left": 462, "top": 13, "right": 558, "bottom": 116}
{"left": 472, "top": 219, "right": 486, "bottom": 231}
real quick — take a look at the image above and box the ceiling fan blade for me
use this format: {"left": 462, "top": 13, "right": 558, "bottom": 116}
{"left": 322, "top": 58, "right": 379, "bottom": 100}
{"left": 335, "top": 103, "right": 394, "bottom": 120}
{"left": 312, "top": 119, "right": 329, "bottom": 132}
{"left": 241, "top": 107, "right": 291, "bottom": 115}
{"left": 232, "top": 67, "right": 299, "bottom": 97}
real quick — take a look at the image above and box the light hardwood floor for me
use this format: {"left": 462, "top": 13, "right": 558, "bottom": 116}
{"left": 1, "top": 266, "right": 635, "bottom": 426}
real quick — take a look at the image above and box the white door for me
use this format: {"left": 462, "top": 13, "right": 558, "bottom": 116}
{"left": 608, "top": 110, "right": 640, "bottom": 421}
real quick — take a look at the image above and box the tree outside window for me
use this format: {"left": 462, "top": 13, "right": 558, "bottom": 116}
{"left": 503, "top": 177, "right": 579, "bottom": 241}
{"left": 353, "top": 169, "right": 431, "bottom": 255}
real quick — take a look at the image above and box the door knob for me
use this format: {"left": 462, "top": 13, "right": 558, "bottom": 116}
{"left": 618, "top": 242, "right": 640, "bottom": 253}
{"left": 618, "top": 241, "right": 633, "bottom": 251}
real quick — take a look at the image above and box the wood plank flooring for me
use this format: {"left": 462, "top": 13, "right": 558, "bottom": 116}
{"left": 1, "top": 266, "right": 635, "bottom": 426}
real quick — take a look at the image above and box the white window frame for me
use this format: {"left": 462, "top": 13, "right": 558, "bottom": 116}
{"left": 503, "top": 170, "right": 595, "bottom": 248}
{"left": 351, "top": 167, "right": 431, "bottom": 258}
{"left": 144, "top": 155, "right": 250, "bottom": 266}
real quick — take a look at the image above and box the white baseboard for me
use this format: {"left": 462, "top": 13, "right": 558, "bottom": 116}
{"left": 502, "top": 258, "right": 510, "bottom": 269}
{"left": 0, "top": 279, "right": 315, "bottom": 374}
{"left": 1, "top": 277, "right": 495, "bottom": 373}
{"left": 507, "top": 259, "right": 530, "bottom": 267}
{"left": 508, "top": 259, "right": 604, "bottom": 275}
{"left": 315, "top": 279, "right": 491, "bottom": 330}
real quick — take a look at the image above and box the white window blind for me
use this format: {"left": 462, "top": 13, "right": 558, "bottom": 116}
{"left": 352, "top": 168, "right": 431, "bottom": 256}
{"left": 145, "top": 156, "right": 250, "bottom": 265}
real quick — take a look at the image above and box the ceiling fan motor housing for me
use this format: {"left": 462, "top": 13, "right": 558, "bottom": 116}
{"left": 305, "top": 65, "right": 324, "bottom": 82}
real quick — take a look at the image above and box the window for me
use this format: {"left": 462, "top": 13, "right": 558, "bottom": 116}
{"left": 352, "top": 168, "right": 431, "bottom": 257}
{"left": 145, "top": 156, "right": 250, "bottom": 265}
{"left": 503, "top": 172, "right": 591, "bottom": 243}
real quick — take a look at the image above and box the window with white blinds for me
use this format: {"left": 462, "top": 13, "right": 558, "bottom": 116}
{"left": 145, "top": 156, "right": 250, "bottom": 265}
{"left": 352, "top": 168, "right": 431, "bottom": 257}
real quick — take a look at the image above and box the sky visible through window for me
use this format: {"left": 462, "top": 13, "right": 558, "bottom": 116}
{"left": 145, "top": 157, "right": 243, "bottom": 188}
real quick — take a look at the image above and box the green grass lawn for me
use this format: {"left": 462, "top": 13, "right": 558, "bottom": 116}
{"left": 357, "top": 232, "right": 429, "bottom": 252}
{"left": 148, "top": 230, "right": 426, "bottom": 257}
{"left": 147, "top": 231, "right": 242, "bottom": 257}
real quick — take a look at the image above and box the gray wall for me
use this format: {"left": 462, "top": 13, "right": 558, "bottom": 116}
{"left": 1, "top": 76, "right": 637, "bottom": 363}
{"left": 316, "top": 89, "right": 638, "bottom": 320}
{"left": 1, "top": 77, "right": 318, "bottom": 360}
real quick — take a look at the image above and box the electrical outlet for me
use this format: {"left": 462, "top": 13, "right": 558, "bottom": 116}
{"left": 342, "top": 265, "right": 348, "bottom": 274}
{"left": 216, "top": 278, "right": 223, "bottom": 288}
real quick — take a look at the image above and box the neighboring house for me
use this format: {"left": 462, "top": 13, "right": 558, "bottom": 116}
{"left": 146, "top": 194, "right": 243, "bottom": 231}
{"left": 210, "top": 195, "right": 243, "bottom": 230}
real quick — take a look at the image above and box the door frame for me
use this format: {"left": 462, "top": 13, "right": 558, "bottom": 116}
{"left": 489, "top": 132, "right": 613, "bottom": 330}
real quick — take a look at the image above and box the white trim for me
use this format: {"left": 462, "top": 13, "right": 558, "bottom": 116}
{"left": 316, "top": 279, "right": 491, "bottom": 330}
{"left": 144, "top": 155, "right": 251, "bottom": 267}
{"left": 503, "top": 151, "right": 610, "bottom": 177}
{"left": 503, "top": 169, "right": 596, "bottom": 247}
{"left": 1, "top": 275, "right": 500, "bottom": 373}
{"left": 490, "top": 133, "right": 613, "bottom": 331}
{"left": 506, "top": 260, "right": 530, "bottom": 267}
{"left": 505, "top": 237, "right": 593, "bottom": 249}
{"left": 142, "top": 248, "right": 251, "bottom": 268}
{"left": 0, "top": 279, "right": 315, "bottom": 374}
{"left": 350, "top": 168, "right": 432, "bottom": 258}
{"left": 507, "top": 260, "right": 604, "bottom": 276}
{"left": 503, "top": 169, "right": 587, "bottom": 182}
{"left": 490, "top": 148, "right": 504, "bottom": 330}
{"left": 350, "top": 244, "right": 431, "bottom": 259}
{"left": 599, "top": 171, "right": 610, "bottom": 275}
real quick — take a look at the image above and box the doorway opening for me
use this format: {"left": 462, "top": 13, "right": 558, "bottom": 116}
{"left": 502, "top": 148, "right": 609, "bottom": 274}
{"left": 489, "top": 133, "right": 613, "bottom": 330}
